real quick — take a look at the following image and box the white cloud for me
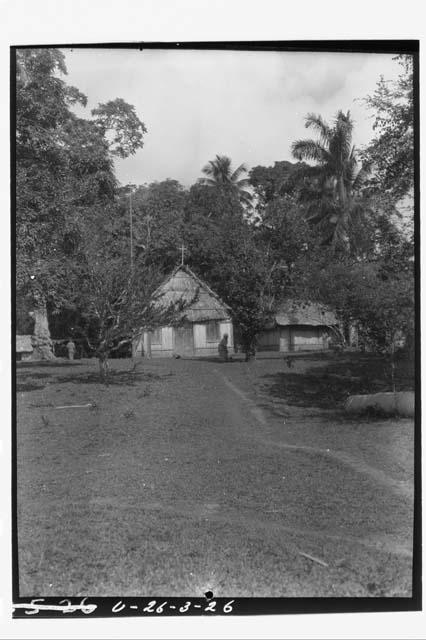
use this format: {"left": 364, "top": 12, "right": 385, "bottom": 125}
{"left": 62, "top": 48, "right": 402, "bottom": 186}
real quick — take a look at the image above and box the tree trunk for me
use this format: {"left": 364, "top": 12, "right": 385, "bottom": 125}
{"left": 244, "top": 345, "right": 256, "bottom": 362}
{"left": 390, "top": 343, "right": 396, "bottom": 394}
{"left": 144, "top": 331, "right": 152, "bottom": 359}
{"left": 29, "top": 305, "right": 55, "bottom": 360}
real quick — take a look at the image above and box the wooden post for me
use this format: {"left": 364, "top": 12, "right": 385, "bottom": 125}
{"left": 129, "top": 191, "right": 134, "bottom": 271}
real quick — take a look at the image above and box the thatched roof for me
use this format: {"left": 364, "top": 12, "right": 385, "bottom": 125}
{"left": 16, "top": 334, "right": 33, "bottom": 353}
{"left": 275, "top": 301, "right": 338, "bottom": 327}
{"left": 154, "top": 265, "right": 231, "bottom": 323}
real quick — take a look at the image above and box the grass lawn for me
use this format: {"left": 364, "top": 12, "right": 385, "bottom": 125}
{"left": 16, "top": 351, "right": 414, "bottom": 597}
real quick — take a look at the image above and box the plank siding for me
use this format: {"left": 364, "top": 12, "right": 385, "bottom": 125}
{"left": 258, "top": 326, "right": 331, "bottom": 352}
{"left": 258, "top": 329, "right": 280, "bottom": 351}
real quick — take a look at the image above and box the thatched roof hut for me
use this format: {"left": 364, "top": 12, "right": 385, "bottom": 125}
{"left": 153, "top": 264, "right": 231, "bottom": 323}
{"left": 258, "top": 300, "right": 338, "bottom": 353}
{"left": 134, "top": 265, "right": 233, "bottom": 358}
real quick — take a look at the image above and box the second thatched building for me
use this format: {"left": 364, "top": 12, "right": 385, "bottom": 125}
{"left": 256, "top": 300, "right": 339, "bottom": 353}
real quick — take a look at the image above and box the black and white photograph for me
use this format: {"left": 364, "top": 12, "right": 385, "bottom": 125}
{"left": 12, "top": 39, "right": 419, "bottom": 615}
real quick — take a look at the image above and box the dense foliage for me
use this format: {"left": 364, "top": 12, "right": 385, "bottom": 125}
{"left": 362, "top": 55, "right": 414, "bottom": 201}
{"left": 16, "top": 49, "right": 147, "bottom": 312}
{"left": 16, "top": 48, "right": 415, "bottom": 370}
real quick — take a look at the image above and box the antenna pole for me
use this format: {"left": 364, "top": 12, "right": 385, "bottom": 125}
{"left": 129, "top": 190, "right": 134, "bottom": 271}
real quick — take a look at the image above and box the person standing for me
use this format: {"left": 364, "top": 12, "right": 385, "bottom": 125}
{"left": 218, "top": 333, "right": 229, "bottom": 362}
{"left": 66, "top": 338, "right": 76, "bottom": 361}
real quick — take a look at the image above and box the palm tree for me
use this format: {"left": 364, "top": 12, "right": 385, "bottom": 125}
{"left": 291, "top": 111, "right": 371, "bottom": 250}
{"left": 199, "top": 154, "right": 253, "bottom": 207}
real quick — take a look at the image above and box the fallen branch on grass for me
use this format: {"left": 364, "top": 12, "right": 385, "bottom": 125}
{"left": 54, "top": 403, "right": 94, "bottom": 409}
{"left": 298, "top": 551, "right": 329, "bottom": 567}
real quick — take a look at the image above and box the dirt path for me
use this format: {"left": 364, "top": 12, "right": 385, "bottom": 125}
{"left": 217, "top": 369, "right": 413, "bottom": 501}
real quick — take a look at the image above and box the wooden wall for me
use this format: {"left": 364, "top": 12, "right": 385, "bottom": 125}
{"left": 258, "top": 326, "right": 332, "bottom": 352}
{"left": 134, "top": 320, "right": 234, "bottom": 358}
{"left": 192, "top": 320, "right": 233, "bottom": 356}
{"left": 257, "top": 329, "right": 280, "bottom": 351}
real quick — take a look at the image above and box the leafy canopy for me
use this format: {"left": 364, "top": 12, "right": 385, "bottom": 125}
{"left": 362, "top": 55, "right": 414, "bottom": 201}
{"left": 16, "top": 48, "right": 147, "bottom": 311}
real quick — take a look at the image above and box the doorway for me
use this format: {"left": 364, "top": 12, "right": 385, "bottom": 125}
{"left": 173, "top": 325, "right": 194, "bottom": 356}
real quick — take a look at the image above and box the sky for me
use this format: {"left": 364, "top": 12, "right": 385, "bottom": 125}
{"left": 62, "top": 48, "right": 402, "bottom": 187}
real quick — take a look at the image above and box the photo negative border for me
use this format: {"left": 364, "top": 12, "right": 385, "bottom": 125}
{"left": 10, "top": 39, "right": 421, "bottom": 617}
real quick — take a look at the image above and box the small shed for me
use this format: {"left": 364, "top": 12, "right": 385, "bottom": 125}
{"left": 16, "top": 334, "right": 34, "bottom": 361}
{"left": 257, "top": 301, "right": 339, "bottom": 353}
{"left": 133, "top": 265, "right": 233, "bottom": 358}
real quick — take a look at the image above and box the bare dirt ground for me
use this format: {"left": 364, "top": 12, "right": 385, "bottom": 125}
{"left": 16, "top": 352, "right": 414, "bottom": 597}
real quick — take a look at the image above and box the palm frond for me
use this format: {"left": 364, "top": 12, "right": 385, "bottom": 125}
{"left": 230, "top": 162, "right": 248, "bottom": 182}
{"left": 198, "top": 177, "right": 217, "bottom": 187}
{"left": 199, "top": 155, "right": 253, "bottom": 208}
{"left": 239, "top": 188, "right": 253, "bottom": 205}
{"left": 304, "top": 113, "right": 332, "bottom": 145}
{"left": 330, "top": 111, "right": 354, "bottom": 171}
{"left": 201, "top": 161, "right": 215, "bottom": 177}
{"left": 234, "top": 177, "right": 251, "bottom": 189}
{"left": 291, "top": 139, "right": 330, "bottom": 163}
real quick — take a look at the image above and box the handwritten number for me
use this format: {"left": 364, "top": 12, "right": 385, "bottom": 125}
{"left": 205, "top": 600, "right": 216, "bottom": 612}
{"left": 25, "top": 599, "right": 44, "bottom": 615}
{"left": 156, "top": 601, "right": 167, "bottom": 613}
{"left": 59, "top": 599, "right": 76, "bottom": 613}
{"left": 80, "top": 597, "right": 96, "bottom": 614}
{"left": 143, "top": 600, "right": 156, "bottom": 612}
{"left": 223, "top": 599, "right": 235, "bottom": 613}
{"left": 179, "top": 601, "right": 191, "bottom": 612}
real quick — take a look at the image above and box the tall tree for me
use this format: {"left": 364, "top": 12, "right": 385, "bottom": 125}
{"left": 15, "top": 48, "right": 147, "bottom": 358}
{"left": 184, "top": 191, "right": 285, "bottom": 360}
{"left": 199, "top": 155, "right": 253, "bottom": 207}
{"left": 291, "top": 110, "right": 371, "bottom": 250}
{"left": 62, "top": 228, "right": 190, "bottom": 381}
{"left": 118, "top": 180, "right": 187, "bottom": 274}
{"left": 362, "top": 55, "right": 414, "bottom": 202}
{"left": 183, "top": 184, "right": 245, "bottom": 276}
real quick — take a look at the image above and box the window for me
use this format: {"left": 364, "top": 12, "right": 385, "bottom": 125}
{"left": 206, "top": 321, "right": 220, "bottom": 342}
{"left": 151, "top": 328, "right": 162, "bottom": 344}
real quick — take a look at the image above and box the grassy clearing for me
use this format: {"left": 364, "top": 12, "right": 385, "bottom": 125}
{"left": 17, "top": 353, "right": 414, "bottom": 597}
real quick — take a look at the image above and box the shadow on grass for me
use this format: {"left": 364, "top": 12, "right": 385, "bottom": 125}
{"left": 16, "top": 369, "right": 73, "bottom": 391}
{"left": 318, "top": 354, "right": 414, "bottom": 387}
{"left": 17, "top": 360, "right": 85, "bottom": 369}
{"left": 256, "top": 350, "right": 334, "bottom": 362}
{"left": 16, "top": 362, "right": 174, "bottom": 388}
{"left": 184, "top": 351, "right": 338, "bottom": 364}
{"left": 261, "top": 354, "right": 414, "bottom": 410}
{"left": 54, "top": 369, "right": 173, "bottom": 387}
{"left": 183, "top": 356, "right": 244, "bottom": 364}
{"left": 17, "top": 382, "right": 46, "bottom": 392}
{"left": 16, "top": 372, "right": 52, "bottom": 380}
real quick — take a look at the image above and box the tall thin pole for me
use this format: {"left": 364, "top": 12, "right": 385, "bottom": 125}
{"left": 129, "top": 190, "right": 134, "bottom": 271}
